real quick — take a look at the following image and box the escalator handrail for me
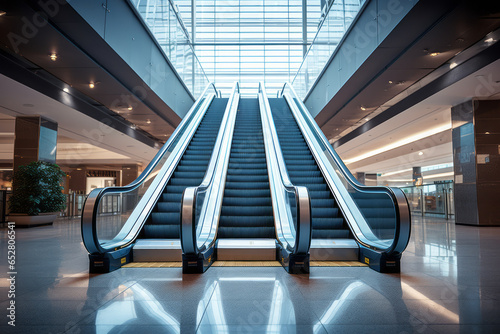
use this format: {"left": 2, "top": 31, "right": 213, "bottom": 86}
{"left": 280, "top": 82, "right": 411, "bottom": 256}
{"left": 82, "top": 83, "right": 218, "bottom": 254}
{"left": 181, "top": 82, "right": 240, "bottom": 255}
{"left": 258, "top": 82, "right": 311, "bottom": 255}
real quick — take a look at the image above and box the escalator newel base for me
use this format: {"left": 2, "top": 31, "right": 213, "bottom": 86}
{"left": 182, "top": 246, "right": 216, "bottom": 274}
{"left": 89, "top": 246, "right": 133, "bottom": 274}
{"left": 277, "top": 244, "right": 310, "bottom": 274}
{"left": 359, "top": 246, "right": 401, "bottom": 273}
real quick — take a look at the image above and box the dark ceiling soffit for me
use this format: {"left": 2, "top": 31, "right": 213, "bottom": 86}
{"left": 0, "top": 49, "right": 158, "bottom": 148}
{"left": 25, "top": 0, "right": 183, "bottom": 130}
{"left": 332, "top": 40, "right": 500, "bottom": 149}
{"left": 125, "top": 1, "right": 196, "bottom": 103}
{"left": 314, "top": 1, "right": 458, "bottom": 129}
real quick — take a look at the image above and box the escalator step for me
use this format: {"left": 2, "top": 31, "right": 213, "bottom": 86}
{"left": 218, "top": 98, "right": 274, "bottom": 239}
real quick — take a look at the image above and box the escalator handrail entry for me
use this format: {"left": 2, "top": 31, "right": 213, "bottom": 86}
{"left": 279, "top": 82, "right": 411, "bottom": 256}
{"left": 181, "top": 82, "right": 240, "bottom": 255}
{"left": 82, "top": 83, "right": 218, "bottom": 255}
{"left": 258, "top": 82, "right": 311, "bottom": 255}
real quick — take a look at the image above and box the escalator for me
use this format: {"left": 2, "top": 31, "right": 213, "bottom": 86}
{"left": 269, "top": 98, "right": 350, "bottom": 240}
{"left": 269, "top": 97, "right": 358, "bottom": 261}
{"left": 216, "top": 98, "right": 276, "bottom": 260}
{"left": 266, "top": 83, "right": 410, "bottom": 272}
{"left": 180, "top": 83, "right": 311, "bottom": 273}
{"left": 82, "top": 84, "right": 230, "bottom": 272}
{"left": 133, "top": 98, "right": 228, "bottom": 260}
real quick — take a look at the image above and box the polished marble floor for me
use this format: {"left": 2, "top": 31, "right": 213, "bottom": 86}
{"left": 1, "top": 216, "right": 499, "bottom": 333}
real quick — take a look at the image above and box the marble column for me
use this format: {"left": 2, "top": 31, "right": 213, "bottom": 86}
{"left": 13, "top": 116, "right": 58, "bottom": 172}
{"left": 451, "top": 100, "right": 500, "bottom": 226}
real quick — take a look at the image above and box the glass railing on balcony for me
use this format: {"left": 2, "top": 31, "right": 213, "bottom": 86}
{"left": 129, "top": 0, "right": 209, "bottom": 98}
{"left": 292, "top": 0, "right": 367, "bottom": 99}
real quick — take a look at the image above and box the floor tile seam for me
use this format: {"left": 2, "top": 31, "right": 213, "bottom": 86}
{"left": 195, "top": 280, "right": 220, "bottom": 331}
{"left": 62, "top": 281, "right": 141, "bottom": 333}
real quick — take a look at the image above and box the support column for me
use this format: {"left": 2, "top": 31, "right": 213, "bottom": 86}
{"left": 452, "top": 100, "right": 500, "bottom": 226}
{"left": 355, "top": 172, "right": 365, "bottom": 184}
{"left": 122, "top": 165, "right": 139, "bottom": 186}
{"left": 356, "top": 172, "right": 377, "bottom": 186}
{"left": 412, "top": 167, "right": 422, "bottom": 186}
{"left": 13, "top": 116, "right": 58, "bottom": 172}
{"left": 365, "top": 173, "right": 377, "bottom": 186}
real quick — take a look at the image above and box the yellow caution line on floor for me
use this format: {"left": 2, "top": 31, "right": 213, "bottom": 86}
{"left": 123, "top": 261, "right": 367, "bottom": 268}
{"left": 310, "top": 261, "right": 368, "bottom": 267}
{"left": 212, "top": 261, "right": 281, "bottom": 267}
{"left": 123, "top": 262, "right": 182, "bottom": 268}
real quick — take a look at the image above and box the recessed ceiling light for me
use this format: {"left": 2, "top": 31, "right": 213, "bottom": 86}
{"left": 0, "top": 11, "right": 6, "bottom": 17}
{"left": 485, "top": 131, "right": 490, "bottom": 135}
{"left": 63, "top": 87, "right": 69, "bottom": 93}
{"left": 89, "top": 82, "right": 95, "bottom": 89}
{"left": 388, "top": 80, "right": 393, "bottom": 84}
{"left": 364, "top": 118, "right": 370, "bottom": 121}
{"left": 418, "top": 151, "right": 424, "bottom": 156}
{"left": 429, "top": 52, "right": 440, "bottom": 57}
{"left": 146, "top": 119, "right": 151, "bottom": 124}
{"left": 49, "top": 53, "right": 57, "bottom": 61}
{"left": 130, "top": 124, "right": 137, "bottom": 130}
{"left": 449, "top": 62, "right": 458, "bottom": 69}
{"left": 485, "top": 37, "right": 495, "bottom": 43}
{"left": 127, "top": 106, "right": 133, "bottom": 111}
{"left": 360, "top": 106, "right": 366, "bottom": 111}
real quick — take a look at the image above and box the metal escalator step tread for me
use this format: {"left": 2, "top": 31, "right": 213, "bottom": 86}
{"left": 217, "top": 226, "right": 275, "bottom": 239}
{"left": 221, "top": 205, "right": 273, "bottom": 216}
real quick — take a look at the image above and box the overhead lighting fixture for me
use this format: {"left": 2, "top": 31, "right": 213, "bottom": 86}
{"left": 344, "top": 123, "right": 451, "bottom": 164}
{"left": 485, "top": 37, "right": 495, "bottom": 44}
{"left": 146, "top": 119, "right": 151, "bottom": 124}
{"left": 0, "top": 11, "right": 6, "bottom": 17}
{"left": 418, "top": 151, "right": 424, "bottom": 156}
{"left": 360, "top": 106, "right": 366, "bottom": 111}
{"left": 130, "top": 124, "right": 137, "bottom": 130}
{"left": 485, "top": 131, "right": 490, "bottom": 135}
{"left": 127, "top": 106, "right": 133, "bottom": 111}
{"left": 89, "top": 82, "right": 95, "bottom": 89}
{"left": 381, "top": 168, "right": 413, "bottom": 177}
{"left": 388, "top": 80, "right": 393, "bottom": 84}
{"left": 364, "top": 118, "right": 370, "bottom": 122}
{"left": 449, "top": 62, "right": 458, "bottom": 69}
{"left": 49, "top": 53, "right": 57, "bottom": 61}
{"left": 429, "top": 52, "right": 440, "bottom": 57}
{"left": 63, "top": 87, "right": 69, "bottom": 93}
{"left": 423, "top": 172, "right": 454, "bottom": 179}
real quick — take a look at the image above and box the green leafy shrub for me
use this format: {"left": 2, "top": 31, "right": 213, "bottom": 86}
{"left": 9, "top": 161, "right": 66, "bottom": 215}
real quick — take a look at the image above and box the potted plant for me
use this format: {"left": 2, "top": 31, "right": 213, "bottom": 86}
{"left": 7, "top": 161, "right": 66, "bottom": 226}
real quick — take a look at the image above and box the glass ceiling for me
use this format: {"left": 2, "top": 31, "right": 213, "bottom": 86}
{"left": 176, "top": 0, "right": 321, "bottom": 96}
{"left": 133, "top": 0, "right": 365, "bottom": 98}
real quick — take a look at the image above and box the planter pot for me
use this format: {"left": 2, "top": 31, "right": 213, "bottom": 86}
{"left": 7, "top": 213, "right": 58, "bottom": 227}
